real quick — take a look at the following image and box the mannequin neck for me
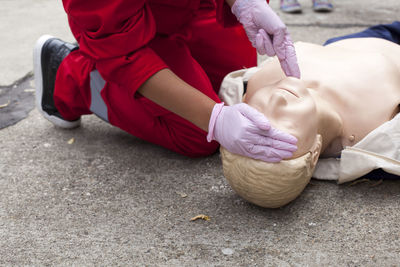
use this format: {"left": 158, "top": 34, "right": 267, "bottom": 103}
{"left": 310, "top": 89, "right": 344, "bottom": 155}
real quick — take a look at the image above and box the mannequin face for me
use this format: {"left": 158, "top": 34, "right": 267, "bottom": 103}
{"left": 245, "top": 77, "right": 318, "bottom": 157}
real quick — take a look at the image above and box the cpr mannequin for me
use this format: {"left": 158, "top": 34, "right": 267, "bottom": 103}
{"left": 220, "top": 37, "right": 400, "bottom": 208}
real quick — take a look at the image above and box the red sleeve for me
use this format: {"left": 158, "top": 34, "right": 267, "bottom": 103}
{"left": 62, "top": 0, "right": 168, "bottom": 94}
{"left": 215, "top": 0, "right": 270, "bottom": 28}
{"left": 215, "top": 0, "right": 239, "bottom": 27}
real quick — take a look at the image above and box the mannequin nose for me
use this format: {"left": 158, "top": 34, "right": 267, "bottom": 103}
{"left": 269, "top": 91, "right": 288, "bottom": 107}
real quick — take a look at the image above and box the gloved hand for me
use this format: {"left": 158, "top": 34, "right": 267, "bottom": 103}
{"left": 232, "top": 0, "right": 301, "bottom": 78}
{"left": 207, "top": 102, "right": 298, "bottom": 162}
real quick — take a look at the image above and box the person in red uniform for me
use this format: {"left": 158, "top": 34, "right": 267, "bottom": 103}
{"left": 34, "top": 0, "right": 300, "bottom": 162}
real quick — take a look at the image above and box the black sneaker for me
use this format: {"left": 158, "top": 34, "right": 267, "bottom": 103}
{"left": 33, "top": 35, "right": 81, "bottom": 128}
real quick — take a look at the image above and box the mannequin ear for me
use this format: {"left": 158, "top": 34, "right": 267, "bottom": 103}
{"left": 309, "top": 134, "right": 322, "bottom": 169}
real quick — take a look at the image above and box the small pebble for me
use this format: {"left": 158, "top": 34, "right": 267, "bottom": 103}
{"left": 222, "top": 248, "right": 234, "bottom": 255}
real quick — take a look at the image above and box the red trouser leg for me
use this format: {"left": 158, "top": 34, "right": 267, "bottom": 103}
{"left": 54, "top": 50, "right": 94, "bottom": 121}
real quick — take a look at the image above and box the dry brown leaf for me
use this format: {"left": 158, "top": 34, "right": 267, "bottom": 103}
{"left": 190, "top": 214, "right": 210, "bottom": 221}
{"left": 0, "top": 100, "right": 10, "bottom": 109}
{"left": 67, "top": 138, "right": 75, "bottom": 144}
{"left": 369, "top": 179, "right": 383, "bottom": 187}
{"left": 348, "top": 178, "right": 369, "bottom": 186}
{"left": 176, "top": 191, "right": 187, "bottom": 198}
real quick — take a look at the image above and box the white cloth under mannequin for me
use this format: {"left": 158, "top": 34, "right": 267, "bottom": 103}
{"left": 218, "top": 67, "right": 400, "bottom": 183}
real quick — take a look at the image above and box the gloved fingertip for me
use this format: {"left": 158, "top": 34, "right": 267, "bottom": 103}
{"left": 278, "top": 140, "right": 298, "bottom": 152}
{"left": 282, "top": 63, "right": 300, "bottom": 79}
{"left": 254, "top": 117, "right": 271, "bottom": 131}
{"left": 265, "top": 157, "right": 282, "bottom": 163}
{"left": 278, "top": 150, "right": 294, "bottom": 159}
{"left": 259, "top": 123, "right": 271, "bottom": 131}
{"left": 283, "top": 50, "right": 301, "bottom": 78}
{"left": 286, "top": 144, "right": 298, "bottom": 152}
{"left": 285, "top": 68, "right": 300, "bottom": 79}
{"left": 255, "top": 34, "right": 266, "bottom": 55}
{"left": 285, "top": 135, "right": 298, "bottom": 145}
{"left": 269, "top": 127, "right": 298, "bottom": 145}
{"left": 291, "top": 135, "right": 298, "bottom": 144}
{"left": 258, "top": 29, "right": 267, "bottom": 40}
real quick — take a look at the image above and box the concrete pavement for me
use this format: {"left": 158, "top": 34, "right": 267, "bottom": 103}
{"left": 1, "top": 0, "right": 400, "bottom": 265}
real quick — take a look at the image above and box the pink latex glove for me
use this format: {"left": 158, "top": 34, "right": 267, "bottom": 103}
{"left": 232, "top": 0, "right": 301, "bottom": 78}
{"left": 207, "top": 102, "right": 297, "bottom": 162}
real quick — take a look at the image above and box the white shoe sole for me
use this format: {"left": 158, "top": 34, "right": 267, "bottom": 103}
{"left": 33, "top": 35, "right": 81, "bottom": 129}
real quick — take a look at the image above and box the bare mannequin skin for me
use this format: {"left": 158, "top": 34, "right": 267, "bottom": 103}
{"left": 244, "top": 37, "right": 400, "bottom": 159}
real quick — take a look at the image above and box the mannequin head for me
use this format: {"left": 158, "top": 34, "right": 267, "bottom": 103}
{"left": 221, "top": 77, "right": 323, "bottom": 208}
{"left": 220, "top": 134, "right": 322, "bottom": 208}
{"left": 220, "top": 37, "right": 400, "bottom": 207}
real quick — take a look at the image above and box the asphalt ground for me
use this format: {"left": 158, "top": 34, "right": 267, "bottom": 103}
{"left": 1, "top": 0, "right": 400, "bottom": 266}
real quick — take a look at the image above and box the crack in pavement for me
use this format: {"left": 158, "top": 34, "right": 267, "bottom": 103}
{"left": 0, "top": 74, "right": 35, "bottom": 130}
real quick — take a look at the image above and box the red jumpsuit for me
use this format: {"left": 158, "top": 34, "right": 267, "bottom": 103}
{"left": 55, "top": 0, "right": 257, "bottom": 157}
